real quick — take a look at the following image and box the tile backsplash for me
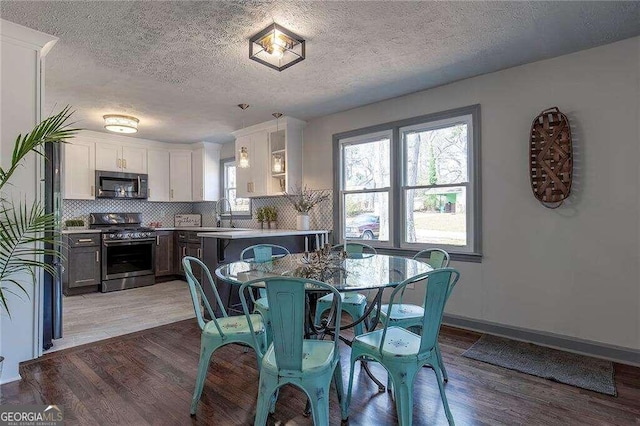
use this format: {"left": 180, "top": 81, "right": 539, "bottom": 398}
{"left": 62, "top": 190, "right": 334, "bottom": 232}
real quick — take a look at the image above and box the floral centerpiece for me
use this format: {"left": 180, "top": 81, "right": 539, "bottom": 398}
{"left": 283, "top": 186, "right": 329, "bottom": 230}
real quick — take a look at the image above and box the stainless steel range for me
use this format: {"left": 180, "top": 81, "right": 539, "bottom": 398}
{"left": 89, "top": 212, "right": 156, "bottom": 292}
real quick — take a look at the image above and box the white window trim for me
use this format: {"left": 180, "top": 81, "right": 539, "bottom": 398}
{"left": 220, "top": 157, "right": 251, "bottom": 218}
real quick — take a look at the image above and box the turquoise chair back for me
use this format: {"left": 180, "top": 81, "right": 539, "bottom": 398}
{"left": 332, "top": 242, "right": 377, "bottom": 259}
{"left": 183, "top": 256, "right": 229, "bottom": 335}
{"left": 380, "top": 268, "right": 460, "bottom": 354}
{"left": 239, "top": 277, "right": 343, "bottom": 374}
{"left": 240, "top": 244, "right": 290, "bottom": 263}
{"left": 413, "top": 248, "right": 450, "bottom": 269}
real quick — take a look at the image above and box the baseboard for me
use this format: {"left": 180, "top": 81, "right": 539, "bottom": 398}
{"left": 443, "top": 313, "right": 640, "bottom": 367}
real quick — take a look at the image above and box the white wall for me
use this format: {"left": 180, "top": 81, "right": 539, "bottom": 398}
{"left": 0, "top": 20, "right": 57, "bottom": 383}
{"left": 304, "top": 37, "right": 640, "bottom": 351}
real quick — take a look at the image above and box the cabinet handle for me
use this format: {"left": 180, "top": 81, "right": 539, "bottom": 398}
{"left": 78, "top": 238, "right": 93, "bottom": 243}
{"left": 90, "top": 185, "right": 95, "bottom": 197}
{"left": 95, "top": 250, "right": 99, "bottom": 263}
{"left": 148, "top": 188, "right": 151, "bottom": 198}
{"left": 182, "top": 247, "right": 186, "bottom": 257}
{"left": 156, "top": 235, "right": 160, "bottom": 245}
{"left": 123, "top": 159, "right": 127, "bottom": 169}
{"left": 117, "top": 158, "right": 122, "bottom": 169}
{"left": 197, "top": 248, "right": 202, "bottom": 258}
{"left": 171, "top": 189, "right": 174, "bottom": 199}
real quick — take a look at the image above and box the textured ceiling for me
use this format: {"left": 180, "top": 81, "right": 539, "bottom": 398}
{"left": 2, "top": 1, "right": 639, "bottom": 144}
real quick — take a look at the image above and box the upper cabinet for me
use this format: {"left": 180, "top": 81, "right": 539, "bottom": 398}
{"left": 63, "top": 138, "right": 96, "bottom": 200}
{"left": 95, "top": 143, "right": 147, "bottom": 174}
{"left": 192, "top": 142, "right": 222, "bottom": 202}
{"left": 169, "top": 150, "right": 192, "bottom": 202}
{"left": 234, "top": 117, "right": 304, "bottom": 198}
{"left": 147, "top": 149, "right": 171, "bottom": 202}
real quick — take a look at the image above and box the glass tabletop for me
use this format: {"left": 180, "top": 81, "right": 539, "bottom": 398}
{"left": 214, "top": 253, "right": 433, "bottom": 292}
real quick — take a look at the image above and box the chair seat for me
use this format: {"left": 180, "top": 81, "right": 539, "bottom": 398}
{"left": 318, "top": 292, "right": 367, "bottom": 305}
{"left": 353, "top": 326, "right": 422, "bottom": 358}
{"left": 203, "top": 314, "right": 265, "bottom": 336}
{"left": 255, "top": 296, "right": 269, "bottom": 310}
{"left": 379, "top": 303, "right": 424, "bottom": 320}
{"left": 263, "top": 340, "right": 335, "bottom": 373}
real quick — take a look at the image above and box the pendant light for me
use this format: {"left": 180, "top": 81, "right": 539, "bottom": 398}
{"left": 271, "top": 112, "right": 284, "bottom": 174}
{"left": 237, "top": 104, "right": 250, "bottom": 168}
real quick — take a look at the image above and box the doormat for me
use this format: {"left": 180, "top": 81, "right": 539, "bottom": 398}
{"left": 462, "top": 334, "right": 616, "bottom": 396}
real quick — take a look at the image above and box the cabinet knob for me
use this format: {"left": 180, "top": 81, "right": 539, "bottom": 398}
{"left": 117, "top": 158, "right": 122, "bottom": 169}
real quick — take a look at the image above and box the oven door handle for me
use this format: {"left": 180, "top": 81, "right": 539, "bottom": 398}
{"left": 103, "top": 238, "right": 156, "bottom": 246}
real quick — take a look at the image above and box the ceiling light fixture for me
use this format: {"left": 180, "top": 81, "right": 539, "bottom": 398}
{"left": 103, "top": 114, "right": 139, "bottom": 134}
{"left": 249, "top": 23, "right": 305, "bottom": 72}
{"left": 237, "top": 104, "right": 250, "bottom": 168}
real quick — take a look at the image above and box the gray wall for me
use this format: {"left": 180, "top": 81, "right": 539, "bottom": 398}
{"left": 302, "top": 37, "right": 640, "bottom": 351}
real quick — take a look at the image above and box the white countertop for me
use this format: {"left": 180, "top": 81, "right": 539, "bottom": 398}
{"left": 61, "top": 229, "right": 102, "bottom": 234}
{"left": 154, "top": 227, "right": 251, "bottom": 232}
{"left": 197, "top": 229, "right": 330, "bottom": 239}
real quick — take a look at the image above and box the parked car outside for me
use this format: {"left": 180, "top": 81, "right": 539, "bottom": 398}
{"left": 345, "top": 213, "right": 380, "bottom": 240}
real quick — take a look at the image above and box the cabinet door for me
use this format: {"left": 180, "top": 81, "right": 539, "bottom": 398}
{"left": 68, "top": 246, "right": 101, "bottom": 288}
{"left": 122, "top": 146, "right": 147, "bottom": 174}
{"left": 169, "top": 151, "right": 192, "bottom": 202}
{"left": 235, "top": 135, "right": 251, "bottom": 198}
{"left": 191, "top": 148, "right": 204, "bottom": 202}
{"left": 63, "top": 139, "right": 96, "bottom": 200}
{"left": 250, "top": 130, "right": 270, "bottom": 197}
{"left": 95, "top": 143, "right": 122, "bottom": 172}
{"left": 147, "top": 149, "right": 171, "bottom": 201}
{"left": 175, "top": 241, "right": 188, "bottom": 275}
{"left": 155, "top": 231, "right": 174, "bottom": 276}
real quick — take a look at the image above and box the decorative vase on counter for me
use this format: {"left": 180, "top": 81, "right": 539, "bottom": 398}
{"left": 296, "top": 213, "right": 310, "bottom": 231}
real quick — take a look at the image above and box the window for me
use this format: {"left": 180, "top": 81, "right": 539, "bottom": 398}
{"left": 334, "top": 105, "right": 481, "bottom": 257}
{"left": 221, "top": 158, "right": 251, "bottom": 216}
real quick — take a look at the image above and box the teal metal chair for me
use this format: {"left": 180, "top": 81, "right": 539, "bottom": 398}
{"left": 313, "top": 243, "right": 377, "bottom": 335}
{"left": 345, "top": 269, "right": 460, "bottom": 426}
{"left": 375, "top": 248, "right": 454, "bottom": 381}
{"left": 183, "top": 256, "right": 267, "bottom": 416}
{"left": 241, "top": 244, "right": 290, "bottom": 346}
{"left": 240, "top": 276, "right": 347, "bottom": 426}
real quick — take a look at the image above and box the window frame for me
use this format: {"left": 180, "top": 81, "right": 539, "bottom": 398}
{"left": 219, "top": 157, "right": 252, "bottom": 219}
{"left": 333, "top": 104, "right": 482, "bottom": 262}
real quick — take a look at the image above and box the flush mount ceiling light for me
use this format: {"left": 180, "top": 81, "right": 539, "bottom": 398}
{"left": 103, "top": 114, "right": 139, "bottom": 134}
{"left": 249, "top": 23, "right": 305, "bottom": 72}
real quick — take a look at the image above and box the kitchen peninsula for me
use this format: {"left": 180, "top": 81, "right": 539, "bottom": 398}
{"left": 199, "top": 228, "right": 330, "bottom": 315}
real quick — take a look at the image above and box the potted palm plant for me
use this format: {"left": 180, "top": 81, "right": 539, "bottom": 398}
{"left": 0, "top": 107, "right": 78, "bottom": 375}
{"left": 284, "top": 186, "right": 330, "bottom": 231}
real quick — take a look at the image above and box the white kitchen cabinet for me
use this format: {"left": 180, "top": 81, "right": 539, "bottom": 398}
{"left": 235, "top": 130, "right": 269, "bottom": 198}
{"left": 147, "top": 149, "right": 171, "bottom": 201}
{"left": 233, "top": 117, "right": 305, "bottom": 197}
{"left": 169, "top": 150, "right": 192, "bottom": 202}
{"left": 191, "top": 142, "right": 221, "bottom": 201}
{"left": 95, "top": 143, "right": 147, "bottom": 173}
{"left": 63, "top": 139, "right": 96, "bottom": 200}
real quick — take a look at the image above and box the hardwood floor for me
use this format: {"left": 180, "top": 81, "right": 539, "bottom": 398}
{"left": 49, "top": 280, "right": 195, "bottom": 352}
{"left": 3, "top": 320, "right": 639, "bottom": 425}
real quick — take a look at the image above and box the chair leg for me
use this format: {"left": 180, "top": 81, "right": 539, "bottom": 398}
{"left": 309, "top": 384, "right": 331, "bottom": 426}
{"left": 333, "top": 360, "right": 347, "bottom": 420}
{"left": 435, "top": 342, "right": 448, "bottom": 382}
{"left": 190, "top": 341, "right": 217, "bottom": 415}
{"left": 345, "top": 355, "right": 359, "bottom": 420}
{"left": 433, "top": 362, "right": 455, "bottom": 425}
{"left": 389, "top": 368, "right": 415, "bottom": 426}
{"left": 254, "top": 375, "right": 278, "bottom": 426}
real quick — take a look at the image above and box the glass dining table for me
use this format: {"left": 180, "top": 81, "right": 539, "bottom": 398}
{"left": 215, "top": 252, "right": 433, "bottom": 391}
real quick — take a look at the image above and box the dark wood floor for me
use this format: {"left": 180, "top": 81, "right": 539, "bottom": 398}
{"left": 1, "top": 320, "right": 639, "bottom": 425}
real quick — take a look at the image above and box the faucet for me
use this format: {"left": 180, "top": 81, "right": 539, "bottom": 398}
{"left": 215, "top": 198, "right": 234, "bottom": 228}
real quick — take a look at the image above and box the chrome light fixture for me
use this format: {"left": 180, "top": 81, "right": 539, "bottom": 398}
{"left": 249, "top": 23, "right": 305, "bottom": 72}
{"left": 237, "top": 104, "right": 250, "bottom": 168}
{"left": 103, "top": 114, "right": 139, "bottom": 133}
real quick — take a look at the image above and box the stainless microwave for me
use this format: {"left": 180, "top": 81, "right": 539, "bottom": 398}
{"left": 95, "top": 170, "right": 148, "bottom": 199}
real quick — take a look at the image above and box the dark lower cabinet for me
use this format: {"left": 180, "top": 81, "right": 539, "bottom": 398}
{"left": 155, "top": 231, "right": 174, "bottom": 277}
{"left": 63, "top": 233, "right": 101, "bottom": 295}
{"left": 175, "top": 231, "right": 202, "bottom": 278}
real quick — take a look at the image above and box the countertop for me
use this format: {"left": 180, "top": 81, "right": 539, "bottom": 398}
{"left": 61, "top": 229, "right": 102, "bottom": 234}
{"left": 154, "top": 227, "right": 251, "bottom": 232}
{"left": 197, "top": 229, "right": 330, "bottom": 239}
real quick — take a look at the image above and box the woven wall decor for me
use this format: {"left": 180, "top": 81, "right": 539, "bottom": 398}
{"left": 529, "top": 107, "right": 573, "bottom": 208}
